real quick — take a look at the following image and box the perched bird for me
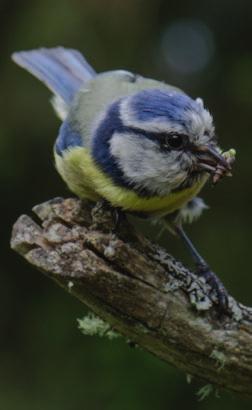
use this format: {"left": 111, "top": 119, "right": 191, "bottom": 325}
{"left": 12, "top": 47, "right": 235, "bottom": 312}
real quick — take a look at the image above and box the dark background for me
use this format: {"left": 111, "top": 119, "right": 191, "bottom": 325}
{"left": 1, "top": 0, "right": 252, "bottom": 409}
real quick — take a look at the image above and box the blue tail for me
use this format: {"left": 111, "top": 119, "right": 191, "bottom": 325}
{"left": 12, "top": 47, "right": 96, "bottom": 104}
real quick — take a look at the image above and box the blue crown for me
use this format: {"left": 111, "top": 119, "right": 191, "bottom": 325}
{"left": 128, "top": 89, "right": 201, "bottom": 126}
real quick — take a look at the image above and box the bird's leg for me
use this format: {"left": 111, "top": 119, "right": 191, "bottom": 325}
{"left": 169, "top": 221, "right": 229, "bottom": 312}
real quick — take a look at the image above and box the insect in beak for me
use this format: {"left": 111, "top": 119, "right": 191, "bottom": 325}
{"left": 193, "top": 144, "right": 235, "bottom": 184}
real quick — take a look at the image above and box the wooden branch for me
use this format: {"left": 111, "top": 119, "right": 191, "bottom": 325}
{"left": 10, "top": 197, "right": 252, "bottom": 396}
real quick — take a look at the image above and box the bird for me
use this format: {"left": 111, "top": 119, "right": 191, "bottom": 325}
{"left": 12, "top": 47, "right": 235, "bottom": 312}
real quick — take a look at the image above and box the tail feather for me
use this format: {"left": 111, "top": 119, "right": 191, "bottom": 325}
{"left": 12, "top": 47, "right": 96, "bottom": 104}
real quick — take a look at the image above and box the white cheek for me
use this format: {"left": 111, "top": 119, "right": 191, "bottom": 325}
{"left": 110, "top": 132, "right": 188, "bottom": 195}
{"left": 110, "top": 132, "right": 159, "bottom": 178}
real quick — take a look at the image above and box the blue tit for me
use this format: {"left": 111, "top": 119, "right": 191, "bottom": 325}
{"left": 12, "top": 47, "right": 235, "bottom": 311}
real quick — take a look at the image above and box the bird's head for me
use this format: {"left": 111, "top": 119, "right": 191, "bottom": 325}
{"left": 92, "top": 89, "right": 234, "bottom": 196}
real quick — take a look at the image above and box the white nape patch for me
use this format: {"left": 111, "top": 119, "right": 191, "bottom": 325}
{"left": 119, "top": 95, "right": 186, "bottom": 135}
{"left": 51, "top": 95, "right": 69, "bottom": 120}
{"left": 179, "top": 197, "right": 208, "bottom": 224}
{"left": 110, "top": 131, "right": 190, "bottom": 195}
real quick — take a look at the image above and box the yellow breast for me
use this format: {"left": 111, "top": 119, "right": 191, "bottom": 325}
{"left": 55, "top": 147, "right": 208, "bottom": 215}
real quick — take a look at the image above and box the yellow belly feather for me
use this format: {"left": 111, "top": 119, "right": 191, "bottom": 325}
{"left": 55, "top": 147, "right": 207, "bottom": 215}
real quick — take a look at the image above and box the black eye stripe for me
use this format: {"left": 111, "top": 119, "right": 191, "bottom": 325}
{"left": 119, "top": 125, "right": 189, "bottom": 149}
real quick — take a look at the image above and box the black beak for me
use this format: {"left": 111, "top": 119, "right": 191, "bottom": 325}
{"left": 193, "top": 144, "right": 233, "bottom": 183}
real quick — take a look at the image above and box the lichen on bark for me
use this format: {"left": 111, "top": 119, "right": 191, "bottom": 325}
{"left": 10, "top": 197, "right": 252, "bottom": 396}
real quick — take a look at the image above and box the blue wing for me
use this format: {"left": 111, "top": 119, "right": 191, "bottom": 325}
{"left": 12, "top": 47, "right": 96, "bottom": 104}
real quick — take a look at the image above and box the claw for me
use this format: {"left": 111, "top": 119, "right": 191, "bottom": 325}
{"left": 197, "top": 265, "right": 229, "bottom": 314}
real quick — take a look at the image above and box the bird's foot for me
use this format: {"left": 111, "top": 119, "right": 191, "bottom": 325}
{"left": 98, "top": 199, "right": 126, "bottom": 232}
{"left": 111, "top": 207, "right": 127, "bottom": 232}
{"left": 196, "top": 264, "right": 230, "bottom": 315}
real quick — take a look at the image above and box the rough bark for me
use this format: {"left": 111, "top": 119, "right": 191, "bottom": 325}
{"left": 10, "top": 197, "right": 252, "bottom": 396}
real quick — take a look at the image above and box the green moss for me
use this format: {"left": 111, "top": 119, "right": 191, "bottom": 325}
{"left": 77, "top": 312, "right": 120, "bottom": 340}
{"left": 196, "top": 384, "right": 214, "bottom": 401}
{"left": 210, "top": 349, "right": 227, "bottom": 371}
{"left": 186, "top": 374, "right": 193, "bottom": 384}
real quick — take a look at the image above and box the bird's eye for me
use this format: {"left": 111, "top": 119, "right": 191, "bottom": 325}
{"left": 160, "top": 133, "right": 188, "bottom": 150}
{"left": 167, "top": 134, "right": 184, "bottom": 149}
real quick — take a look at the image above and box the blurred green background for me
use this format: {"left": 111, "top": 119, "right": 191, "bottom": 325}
{"left": 1, "top": 0, "right": 252, "bottom": 409}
